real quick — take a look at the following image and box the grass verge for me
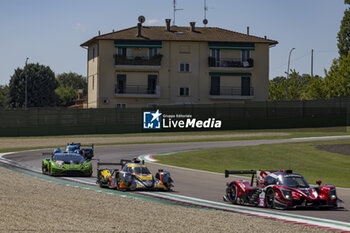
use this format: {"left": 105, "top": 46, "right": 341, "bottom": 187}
{"left": 153, "top": 139, "right": 350, "bottom": 188}
{"left": 0, "top": 126, "right": 348, "bottom": 139}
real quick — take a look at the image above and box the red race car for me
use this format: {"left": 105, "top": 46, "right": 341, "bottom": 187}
{"left": 223, "top": 169, "right": 341, "bottom": 209}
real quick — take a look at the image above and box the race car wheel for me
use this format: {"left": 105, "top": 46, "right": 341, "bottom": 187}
{"left": 42, "top": 163, "right": 47, "bottom": 173}
{"left": 227, "top": 183, "right": 238, "bottom": 204}
{"left": 265, "top": 189, "right": 275, "bottom": 208}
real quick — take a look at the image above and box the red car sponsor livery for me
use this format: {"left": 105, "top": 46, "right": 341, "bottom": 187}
{"left": 223, "top": 169, "right": 341, "bottom": 209}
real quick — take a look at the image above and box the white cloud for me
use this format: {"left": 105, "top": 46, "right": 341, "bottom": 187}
{"left": 145, "top": 19, "right": 160, "bottom": 26}
{"left": 75, "top": 23, "right": 87, "bottom": 32}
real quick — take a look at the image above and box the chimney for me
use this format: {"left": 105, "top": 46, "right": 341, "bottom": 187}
{"left": 137, "top": 23, "right": 142, "bottom": 37}
{"left": 247, "top": 26, "right": 249, "bottom": 35}
{"left": 98, "top": 30, "right": 101, "bottom": 36}
{"left": 165, "top": 19, "right": 171, "bottom": 31}
{"left": 190, "top": 22, "right": 196, "bottom": 32}
{"left": 264, "top": 35, "right": 267, "bottom": 39}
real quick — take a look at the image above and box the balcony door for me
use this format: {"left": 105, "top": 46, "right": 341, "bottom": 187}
{"left": 241, "top": 77, "right": 250, "bottom": 96}
{"left": 117, "top": 48, "right": 127, "bottom": 56}
{"left": 117, "top": 74, "right": 126, "bottom": 94}
{"left": 148, "top": 75, "right": 157, "bottom": 94}
{"left": 210, "top": 49, "right": 220, "bottom": 67}
{"left": 210, "top": 76, "right": 220, "bottom": 95}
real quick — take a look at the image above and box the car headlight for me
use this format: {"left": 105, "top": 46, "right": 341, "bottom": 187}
{"left": 329, "top": 189, "right": 337, "bottom": 200}
{"left": 281, "top": 189, "right": 293, "bottom": 200}
{"left": 82, "top": 164, "right": 90, "bottom": 169}
{"left": 56, "top": 163, "right": 65, "bottom": 168}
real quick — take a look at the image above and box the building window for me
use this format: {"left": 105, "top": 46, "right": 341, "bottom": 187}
{"left": 210, "top": 49, "right": 220, "bottom": 66}
{"left": 148, "top": 75, "right": 157, "bottom": 94}
{"left": 241, "top": 77, "right": 251, "bottom": 96}
{"left": 241, "top": 50, "right": 250, "bottom": 62}
{"left": 116, "top": 74, "right": 126, "bottom": 94}
{"left": 117, "top": 48, "right": 127, "bottom": 56}
{"left": 179, "top": 87, "right": 190, "bottom": 96}
{"left": 179, "top": 63, "right": 190, "bottom": 72}
{"left": 116, "top": 103, "right": 127, "bottom": 108}
{"left": 89, "top": 45, "right": 98, "bottom": 60}
{"left": 148, "top": 48, "right": 158, "bottom": 58}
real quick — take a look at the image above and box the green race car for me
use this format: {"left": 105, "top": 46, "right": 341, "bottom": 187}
{"left": 42, "top": 151, "right": 92, "bottom": 177}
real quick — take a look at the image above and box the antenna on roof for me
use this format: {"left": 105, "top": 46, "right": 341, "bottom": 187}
{"left": 203, "top": 0, "right": 208, "bottom": 27}
{"left": 173, "top": 0, "right": 183, "bottom": 26}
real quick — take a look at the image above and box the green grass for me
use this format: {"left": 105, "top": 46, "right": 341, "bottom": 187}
{"left": 0, "top": 126, "right": 349, "bottom": 153}
{"left": 154, "top": 139, "right": 350, "bottom": 188}
{"left": 0, "top": 126, "right": 348, "bottom": 140}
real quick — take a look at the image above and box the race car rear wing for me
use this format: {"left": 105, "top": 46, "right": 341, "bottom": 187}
{"left": 67, "top": 142, "right": 94, "bottom": 149}
{"left": 97, "top": 158, "right": 145, "bottom": 170}
{"left": 80, "top": 144, "right": 94, "bottom": 150}
{"left": 225, "top": 170, "right": 277, "bottom": 186}
{"left": 225, "top": 170, "right": 256, "bottom": 186}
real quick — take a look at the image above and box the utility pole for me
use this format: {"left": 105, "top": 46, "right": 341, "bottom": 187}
{"left": 24, "top": 57, "right": 29, "bottom": 110}
{"left": 286, "top": 48, "right": 295, "bottom": 100}
{"left": 311, "top": 49, "right": 314, "bottom": 77}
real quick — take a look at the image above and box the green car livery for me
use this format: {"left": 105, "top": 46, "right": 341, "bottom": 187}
{"left": 42, "top": 152, "right": 92, "bottom": 177}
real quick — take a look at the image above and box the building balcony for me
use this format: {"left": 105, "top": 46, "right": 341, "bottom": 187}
{"left": 115, "top": 85, "right": 160, "bottom": 98}
{"left": 208, "top": 57, "right": 254, "bottom": 70}
{"left": 114, "top": 54, "right": 162, "bottom": 68}
{"left": 209, "top": 86, "right": 254, "bottom": 99}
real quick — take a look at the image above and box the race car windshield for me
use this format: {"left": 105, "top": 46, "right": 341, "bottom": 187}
{"left": 279, "top": 176, "right": 309, "bottom": 188}
{"left": 130, "top": 166, "right": 151, "bottom": 174}
{"left": 53, "top": 154, "right": 85, "bottom": 164}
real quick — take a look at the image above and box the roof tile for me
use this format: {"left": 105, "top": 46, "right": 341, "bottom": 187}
{"left": 81, "top": 26, "right": 277, "bottom": 46}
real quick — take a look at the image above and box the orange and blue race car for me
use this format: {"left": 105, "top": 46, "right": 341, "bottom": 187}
{"left": 96, "top": 158, "right": 173, "bottom": 191}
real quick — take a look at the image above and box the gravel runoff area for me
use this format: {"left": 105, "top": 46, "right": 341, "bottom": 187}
{"left": 0, "top": 167, "right": 333, "bottom": 233}
{"left": 317, "top": 144, "right": 350, "bottom": 156}
{"left": 0, "top": 132, "right": 289, "bottom": 149}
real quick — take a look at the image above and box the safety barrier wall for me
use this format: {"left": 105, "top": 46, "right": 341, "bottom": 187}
{"left": 0, "top": 99, "right": 348, "bottom": 136}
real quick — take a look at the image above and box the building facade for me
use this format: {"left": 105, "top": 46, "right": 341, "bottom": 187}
{"left": 81, "top": 19, "right": 277, "bottom": 108}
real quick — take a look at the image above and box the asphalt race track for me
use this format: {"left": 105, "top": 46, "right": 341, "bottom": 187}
{"left": 5, "top": 138, "right": 350, "bottom": 223}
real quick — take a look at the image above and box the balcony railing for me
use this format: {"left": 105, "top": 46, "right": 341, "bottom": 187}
{"left": 114, "top": 54, "right": 162, "bottom": 66}
{"left": 115, "top": 85, "right": 160, "bottom": 95}
{"left": 208, "top": 57, "right": 254, "bottom": 68}
{"left": 210, "top": 86, "right": 254, "bottom": 96}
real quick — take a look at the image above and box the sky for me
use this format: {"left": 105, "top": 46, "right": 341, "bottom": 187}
{"left": 0, "top": 0, "right": 347, "bottom": 85}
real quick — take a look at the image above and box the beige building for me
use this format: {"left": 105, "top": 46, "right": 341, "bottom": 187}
{"left": 81, "top": 19, "right": 278, "bottom": 108}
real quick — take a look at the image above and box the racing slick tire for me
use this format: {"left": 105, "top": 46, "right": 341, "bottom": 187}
{"left": 265, "top": 188, "right": 275, "bottom": 209}
{"left": 226, "top": 183, "right": 238, "bottom": 204}
{"left": 42, "top": 162, "right": 47, "bottom": 174}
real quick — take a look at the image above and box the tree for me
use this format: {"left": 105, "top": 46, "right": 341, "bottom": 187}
{"left": 269, "top": 71, "right": 310, "bottom": 100}
{"left": 8, "top": 63, "right": 57, "bottom": 108}
{"left": 269, "top": 76, "right": 287, "bottom": 100}
{"left": 0, "top": 85, "right": 9, "bottom": 108}
{"left": 300, "top": 75, "right": 326, "bottom": 100}
{"left": 337, "top": 7, "right": 350, "bottom": 57}
{"left": 323, "top": 52, "right": 350, "bottom": 98}
{"left": 55, "top": 72, "right": 87, "bottom": 106}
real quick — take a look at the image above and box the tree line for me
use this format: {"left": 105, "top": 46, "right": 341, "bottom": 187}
{"left": 270, "top": 1, "right": 350, "bottom": 100}
{"left": 0, "top": 64, "right": 87, "bottom": 109}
